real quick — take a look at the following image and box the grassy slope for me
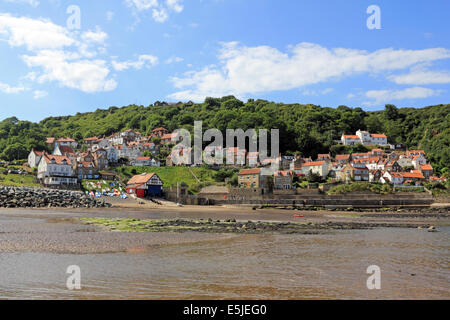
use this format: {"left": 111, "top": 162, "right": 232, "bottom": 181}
{"left": 115, "top": 166, "right": 217, "bottom": 188}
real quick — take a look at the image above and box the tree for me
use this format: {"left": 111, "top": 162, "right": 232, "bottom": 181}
{"left": 384, "top": 104, "right": 399, "bottom": 120}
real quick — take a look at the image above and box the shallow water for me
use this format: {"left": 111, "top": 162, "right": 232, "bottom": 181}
{"left": 0, "top": 226, "right": 448, "bottom": 299}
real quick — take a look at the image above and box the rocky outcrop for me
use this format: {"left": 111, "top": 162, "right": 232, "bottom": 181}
{"left": 0, "top": 186, "right": 112, "bottom": 208}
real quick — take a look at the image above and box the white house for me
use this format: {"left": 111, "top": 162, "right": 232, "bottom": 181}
{"left": 28, "top": 149, "right": 43, "bottom": 168}
{"left": 411, "top": 155, "right": 427, "bottom": 169}
{"left": 37, "top": 153, "right": 77, "bottom": 187}
{"left": 300, "top": 160, "right": 330, "bottom": 178}
{"left": 131, "top": 156, "right": 161, "bottom": 167}
{"left": 342, "top": 130, "right": 388, "bottom": 146}
{"left": 382, "top": 171, "right": 404, "bottom": 185}
{"left": 341, "top": 134, "right": 361, "bottom": 145}
{"left": 356, "top": 130, "right": 388, "bottom": 145}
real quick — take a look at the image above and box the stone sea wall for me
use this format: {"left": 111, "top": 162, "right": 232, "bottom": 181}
{"left": 0, "top": 186, "right": 111, "bottom": 208}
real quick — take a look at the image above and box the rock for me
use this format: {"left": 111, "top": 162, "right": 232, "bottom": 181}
{"left": 0, "top": 186, "right": 110, "bottom": 209}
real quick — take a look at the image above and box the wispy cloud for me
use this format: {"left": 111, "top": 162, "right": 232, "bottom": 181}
{"left": 168, "top": 42, "right": 450, "bottom": 101}
{"left": 33, "top": 89, "right": 47, "bottom": 99}
{"left": 3, "top": 0, "right": 39, "bottom": 7}
{"left": 0, "top": 82, "right": 26, "bottom": 94}
{"left": 363, "top": 87, "right": 442, "bottom": 106}
{"left": 112, "top": 54, "right": 159, "bottom": 71}
{"left": 125, "top": 0, "right": 184, "bottom": 23}
{"left": 388, "top": 68, "right": 450, "bottom": 85}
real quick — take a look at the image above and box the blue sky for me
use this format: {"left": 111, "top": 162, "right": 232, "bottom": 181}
{"left": 0, "top": 0, "right": 449, "bottom": 122}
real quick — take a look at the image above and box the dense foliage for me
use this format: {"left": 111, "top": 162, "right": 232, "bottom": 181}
{"left": 0, "top": 97, "right": 448, "bottom": 173}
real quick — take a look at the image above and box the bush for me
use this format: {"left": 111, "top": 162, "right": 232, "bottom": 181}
{"left": 328, "top": 182, "right": 393, "bottom": 194}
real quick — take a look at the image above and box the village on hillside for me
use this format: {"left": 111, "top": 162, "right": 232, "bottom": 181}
{"left": 6, "top": 125, "right": 443, "bottom": 202}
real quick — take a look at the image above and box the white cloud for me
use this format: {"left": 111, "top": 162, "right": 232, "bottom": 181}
{"left": 0, "top": 14, "right": 117, "bottom": 93}
{"left": 0, "top": 82, "right": 26, "bottom": 94}
{"left": 388, "top": 69, "right": 450, "bottom": 85}
{"left": 166, "top": 0, "right": 183, "bottom": 13}
{"left": 302, "top": 88, "right": 334, "bottom": 96}
{"left": 81, "top": 27, "right": 108, "bottom": 44}
{"left": 152, "top": 8, "right": 168, "bottom": 22}
{"left": 0, "top": 13, "right": 74, "bottom": 50}
{"left": 106, "top": 11, "right": 115, "bottom": 21}
{"left": 125, "top": 0, "right": 183, "bottom": 23}
{"left": 165, "top": 56, "right": 183, "bottom": 64}
{"left": 33, "top": 90, "right": 47, "bottom": 99}
{"left": 126, "top": 0, "right": 158, "bottom": 11}
{"left": 112, "top": 54, "right": 159, "bottom": 71}
{"left": 4, "top": 0, "right": 39, "bottom": 7}
{"left": 363, "top": 87, "right": 441, "bottom": 106}
{"left": 169, "top": 42, "right": 450, "bottom": 101}
{"left": 23, "top": 50, "right": 117, "bottom": 93}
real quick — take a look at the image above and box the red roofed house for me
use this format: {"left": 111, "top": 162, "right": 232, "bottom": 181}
{"left": 131, "top": 156, "right": 161, "bottom": 167}
{"left": 382, "top": 171, "right": 404, "bottom": 185}
{"left": 341, "top": 134, "right": 361, "bottom": 146}
{"left": 74, "top": 161, "right": 98, "bottom": 180}
{"left": 37, "top": 153, "right": 78, "bottom": 187}
{"left": 161, "top": 133, "right": 178, "bottom": 145}
{"left": 335, "top": 154, "right": 351, "bottom": 164}
{"left": 151, "top": 127, "right": 169, "bottom": 138}
{"left": 46, "top": 137, "right": 56, "bottom": 149}
{"left": 238, "top": 168, "right": 269, "bottom": 189}
{"left": 300, "top": 160, "right": 330, "bottom": 178}
{"left": 411, "top": 154, "right": 427, "bottom": 169}
{"left": 226, "top": 147, "right": 247, "bottom": 165}
{"left": 420, "top": 164, "right": 433, "bottom": 179}
{"left": 126, "top": 173, "right": 163, "bottom": 197}
{"left": 407, "top": 150, "right": 426, "bottom": 158}
{"left": 317, "top": 154, "right": 331, "bottom": 161}
{"left": 401, "top": 171, "right": 425, "bottom": 183}
{"left": 56, "top": 137, "right": 78, "bottom": 149}
{"left": 84, "top": 136, "right": 100, "bottom": 145}
{"left": 274, "top": 170, "right": 294, "bottom": 189}
{"left": 340, "top": 163, "right": 369, "bottom": 182}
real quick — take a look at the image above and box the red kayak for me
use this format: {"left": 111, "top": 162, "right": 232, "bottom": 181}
{"left": 293, "top": 214, "right": 305, "bottom": 218}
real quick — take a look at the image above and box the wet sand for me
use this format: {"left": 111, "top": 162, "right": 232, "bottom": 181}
{"left": 0, "top": 207, "right": 448, "bottom": 299}
{"left": 0, "top": 206, "right": 448, "bottom": 254}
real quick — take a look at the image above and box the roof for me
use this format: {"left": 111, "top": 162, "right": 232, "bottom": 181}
{"left": 274, "top": 170, "right": 293, "bottom": 177}
{"left": 318, "top": 154, "right": 331, "bottom": 158}
{"left": 43, "top": 153, "right": 72, "bottom": 165}
{"left": 57, "top": 137, "right": 76, "bottom": 143}
{"left": 408, "top": 150, "right": 425, "bottom": 154}
{"left": 84, "top": 136, "right": 99, "bottom": 141}
{"left": 302, "top": 161, "right": 324, "bottom": 167}
{"left": 401, "top": 172, "right": 425, "bottom": 179}
{"left": 46, "top": 137, "right": 55, "bottom": 144}
{"left": 161, "top": 133, "right": 175, "bottom": 140}
{"left": 343, "top": 135, "right": 359, "bottom": 139}
{"left": 152, "top": 127, "right": 168, "bottom": 132}
{"left": 127, "top": 173, "right": 157, "bottom": 186}
{"left": 136, "top": 157, "right": 152, "bottom": 161}
{"left": 238, "top": 168, "right": 261, "bottom": 175}
{"left": 336, "top": 154, "right": 350, "bottom": 160}
{"left": 370, "top": 133, "right": 387, "bottom": 138}
{"left": 420, "top": 164, "right": 433, "bottom": 171}
{"left": 58, "top": 145, "right": 75, "bottom": 155}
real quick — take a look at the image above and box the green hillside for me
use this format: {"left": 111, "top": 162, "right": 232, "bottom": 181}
{"left": 0, "top": 97, "right": 448, "bottom": 174}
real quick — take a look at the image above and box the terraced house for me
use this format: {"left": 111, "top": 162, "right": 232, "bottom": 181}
{"left": 238, "top": 168, "right": 269, "bottom": 189}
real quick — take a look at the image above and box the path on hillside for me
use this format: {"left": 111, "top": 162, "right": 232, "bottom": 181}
{"left": 188, "top": 167, "right": 201, "bottom": 183}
